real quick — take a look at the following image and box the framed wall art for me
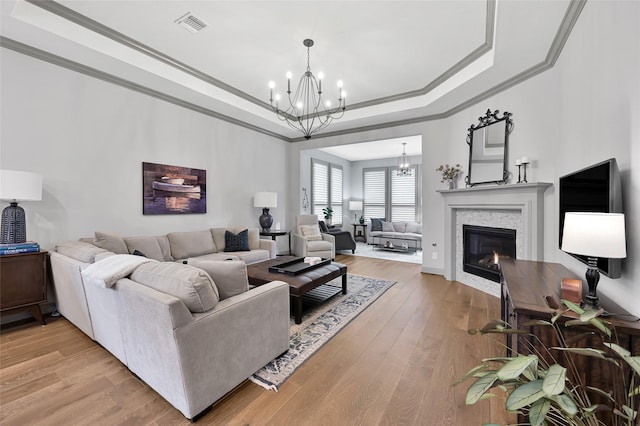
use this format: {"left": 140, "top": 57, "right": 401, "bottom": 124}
{"left": 142, "top": 162, "right": 206, "bottom": 215}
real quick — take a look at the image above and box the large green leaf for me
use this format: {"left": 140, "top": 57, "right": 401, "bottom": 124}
{"left": 466, "top": 372, "right": 498, "bottom": 405}
{"left": 562, "top": 299, "right": 585, "bottom": 315}
{"left": 579, "top": 308, "right": 604, "bottom": 322}
{"left": 505, "top": 379, "right": 545, "bottom": 411}
{"left": 589, "top": 318, "right": 612, "bottom": 337}
{"left": 454, "top": 364, "right": 489, "bottom": 386}
{"left": 549, "top": 393, "right": 578, "bottom": 417}
{"left": 497, "top": 355, "right": 538, "bottom": 382}
{"left": 603, "top": 342, "right": 640, "bottom": 376}
{"left": 529, "top": 398, "right": 551, "bottom": 426}
{"left": 551, "top": 347, "right": 606, "bottom": 359}
{"left": 630, "top": 385, "right": 640, "bottom": 397}
{"left": 542, "top": 364, "right": 566, "bottom": 396}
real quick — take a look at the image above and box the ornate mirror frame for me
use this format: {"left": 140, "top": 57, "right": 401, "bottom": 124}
{"left": 465, "top": 109, "right": 513, "bottom": 187}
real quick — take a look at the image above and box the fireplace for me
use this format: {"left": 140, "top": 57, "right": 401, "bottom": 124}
{"left": 463, "top": 225, "right": 516, "bottom": 282}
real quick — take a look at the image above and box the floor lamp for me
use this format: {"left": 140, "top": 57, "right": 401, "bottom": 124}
{"left": 0, "top": 170, "right": 43, "bottom": 244}
{"left": 561, "top": 212, "right": 627, "bottom": 309}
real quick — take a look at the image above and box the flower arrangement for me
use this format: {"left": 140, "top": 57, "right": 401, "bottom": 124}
{"left": 436, "top": 163, "right": 463, "bottom": 182}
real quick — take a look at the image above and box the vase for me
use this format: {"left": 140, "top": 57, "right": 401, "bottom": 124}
{"left": 448, "top": 180, "right": 456, "bottom": 189}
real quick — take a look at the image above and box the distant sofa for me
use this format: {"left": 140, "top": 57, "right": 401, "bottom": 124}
{"left": 367, "top": 219, "right": 422, "bottom": 249}
{"left": 49, "top": 228, "right": 289, "bottom": 419}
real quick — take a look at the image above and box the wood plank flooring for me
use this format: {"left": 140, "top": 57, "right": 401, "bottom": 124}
{"left": 0, "top": 255, "right": 514, "bottom": 425}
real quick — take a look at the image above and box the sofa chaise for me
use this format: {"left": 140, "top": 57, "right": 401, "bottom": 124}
{"left": 49, "top": 227, "right": 290, "bottom": 419}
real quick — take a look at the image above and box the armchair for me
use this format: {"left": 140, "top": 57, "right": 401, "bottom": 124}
{"left": 292, "top": 215, "right": 335, "bottom": 259}
{"left": 319, "top": 221, "right": 356, "bottom": 254}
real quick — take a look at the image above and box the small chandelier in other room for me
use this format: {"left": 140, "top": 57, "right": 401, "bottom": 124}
{"left": 269, "top": 39, "right": 346, "bottom": 140}
{"left": 397, "top": 143, "right": 414, "bottom": 176}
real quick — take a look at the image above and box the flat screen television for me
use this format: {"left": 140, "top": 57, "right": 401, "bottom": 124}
{"left": 559, "top": 158, "right": 622, "bottom": 278}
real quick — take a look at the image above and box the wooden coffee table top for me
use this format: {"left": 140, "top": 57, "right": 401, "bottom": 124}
{"left": 247, "top": 256, "right": 347, "bottom": 296}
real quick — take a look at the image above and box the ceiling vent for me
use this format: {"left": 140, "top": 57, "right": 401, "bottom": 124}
{"left": 174, "top": 12, "right": 207, "bottom": 33}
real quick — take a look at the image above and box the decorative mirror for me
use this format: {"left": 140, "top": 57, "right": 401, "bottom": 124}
{"left": 465, "top": 109, "right": 513, "bottom": 187}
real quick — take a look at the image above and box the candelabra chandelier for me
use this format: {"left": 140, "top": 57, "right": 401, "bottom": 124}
{"left": 269, "top": 39, "right": 346, "bottom": 140}
{"left": 397, "top": 143, "right": 414, "bottom": 176}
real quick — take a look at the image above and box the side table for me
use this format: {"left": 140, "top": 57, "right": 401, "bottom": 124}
{"left": 353, "top": 223, "right": 367, "bottom": 242}
{"left": 0, "top": 250, "right": 48, "bottom": 325}
{"left": 260, "top": 230, "right": 291, "bottom": 256}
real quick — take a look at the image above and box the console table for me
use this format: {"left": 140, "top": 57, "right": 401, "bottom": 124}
{"left": 500, "top": 258, "right": 640, "bottom": 423}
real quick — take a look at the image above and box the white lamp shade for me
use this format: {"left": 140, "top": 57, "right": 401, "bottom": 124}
{"left": 349, "top": 200, "right": 363, "bottom": 211}
{"left": 561, "top": 212, "right": 626, "bottom": 258}
{"left": 254, "top": 192, "right": 277, "bottom": 208}
{"left": 0, "top": 170, "right": 42, "bottom": 201}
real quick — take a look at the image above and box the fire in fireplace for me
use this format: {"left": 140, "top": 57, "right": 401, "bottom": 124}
{"left": 463, "top": 225, "right": 516, "bottom": 282}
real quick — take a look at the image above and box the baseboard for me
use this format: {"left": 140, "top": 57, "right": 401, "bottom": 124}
{"left": 421, "top": 266, "right": 444, "bottom": 276}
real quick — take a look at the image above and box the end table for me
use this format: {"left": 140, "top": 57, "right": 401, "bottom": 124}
{"left": 353, "top": 223, "right": 367, "bottom": 243}
{"left": 260, "top": 230, "right": 291, "bottom": 255}
{"left": 0, "top": 250, "right": 48, "bottom": 325}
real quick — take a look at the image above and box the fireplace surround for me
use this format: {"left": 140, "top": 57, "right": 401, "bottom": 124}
{"left": 438, "top": 182, "right": 552, "bottom": 296}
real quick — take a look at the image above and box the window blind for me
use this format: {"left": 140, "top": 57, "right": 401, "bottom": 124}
{"left": 364, "top": 168, "right": 387, "bottom": 221}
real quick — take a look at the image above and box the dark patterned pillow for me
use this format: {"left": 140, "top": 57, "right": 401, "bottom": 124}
{"left": 224, "top": 229, "right": 250, "bottom": 252}
{"left": 370, "top": 218, "right": 385, "bottom": 232}
{"left": 132, "top": 249, "right": 147, "bottom": 257}
{"left": 318, "top": 221, "right": 329, "bottom": 233}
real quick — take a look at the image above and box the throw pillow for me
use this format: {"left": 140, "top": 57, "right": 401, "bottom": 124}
{"left": 188, "top": 260, "right": 249, "bottom": 300}
{"left": 94, "top": 231, "right": 128, "bottom": 254}
{"left": 130, "top": 262, "right": 219, "bottom": 313}
{"left": 318, "top": 221, "right": 329, "bottom": 233}
{"left": 405, "top": 221, "right": 422, "bottom": 234}
{"left": 370, "top": 218, "right": 385, "bottom": 232}
{"left": 300, "top": 224, "right": 322, "bottom": 241}
{"left": 224, "top": 229, "right": 250, "bottom": 252}
{"left": 124, "top": 236, "right": 164, "bottom": 261}
{"left": 381, "top": 221, "right": 395, "bottom": 232}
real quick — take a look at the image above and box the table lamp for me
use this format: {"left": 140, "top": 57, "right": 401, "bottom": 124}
{"left": 254, "top": 192, "right": 277, "bottom": 232}
{"left": 349, "top": 200, "right": 362, "bottom": 223}
{"left": 561, "top": 212, "right": 626, "bottom": 309}
{"left": 0, "top": 170, "right": 43, "bottom": 244}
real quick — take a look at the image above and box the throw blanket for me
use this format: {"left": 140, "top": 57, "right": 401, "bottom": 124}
{"left": 82, "top": 254, "right": 157, "bottom": 288}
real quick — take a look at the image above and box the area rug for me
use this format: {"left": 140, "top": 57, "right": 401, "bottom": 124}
{"left": 249, "top": 274, "right": 396, "bottom": 390}
{"left": 341, "top": 242, "right": 423, "bottom": 264}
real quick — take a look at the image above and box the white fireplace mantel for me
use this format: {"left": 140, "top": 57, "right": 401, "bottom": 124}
{"left": 438, "top": 182, "right": 552, "bottom": 283}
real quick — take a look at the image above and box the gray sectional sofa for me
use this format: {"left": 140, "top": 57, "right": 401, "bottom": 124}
{"left": 49, "top": 227, "right": 290, "bottom": 419}
{"left": 367, "top": 219, "right": 423, "bottom": 249}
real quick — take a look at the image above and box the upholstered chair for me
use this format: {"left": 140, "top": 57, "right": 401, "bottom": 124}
{"left": 319, "top": 221, "right": 356, "bottom": 254}
{"left": 292, "top": 215, "right": 335, "bottom": 259}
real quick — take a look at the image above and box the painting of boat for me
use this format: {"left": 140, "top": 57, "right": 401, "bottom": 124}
{"left": 152, "top": 180, "right": 201, "bottom": 193}
{"left": 143, "top": 162, "right": 206, "bottom": 215}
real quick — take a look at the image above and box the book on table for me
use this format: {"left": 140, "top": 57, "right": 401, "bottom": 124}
{"left": 0, "top": 241, "right": 40, "bottom": 255}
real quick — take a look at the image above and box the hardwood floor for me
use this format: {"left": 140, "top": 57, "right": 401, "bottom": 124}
{"left": 0, "top": 255, "right": 513, "bottom": 425}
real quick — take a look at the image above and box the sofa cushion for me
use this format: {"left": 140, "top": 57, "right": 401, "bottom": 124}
{"left": 392, "top": 221, "right": 407, "bottom": 233}
{"left": 381, "top": 221, "right": 395, "bottom": 232}
{"left": 155, "top": 235, "right": 174, "bottom": 261}
{"left": 188, "top": 260, "right": 249, "bottom": 300}
{"left": 231, "top": 249, "right": 270, "bottom": 265}
{"left": 55, "top": 240, "right": 109, "bottom": 264}
{"left": 300, "top": 224, "right": 322, "bottom": 241}
{"left": 167, "top": 230, "right": 216, "bottom": 260}
{"left": 307, "top": 239, "right": 333, "bottom": 251}
{"left": 131, "top": 262, "right": 219, "bottom": 313}
{"left": 370, "top": 218, "right": 385, "bottom": 232}
{"left": 94, "top": 231, "right": 128, "bottom": 254}
{"left": 124, "top": 236, "right": 165, "bottom": 261}
{"left": 224, "top": 229, "right": 250, "bottom": 252}
{"left": 405, "top": 221, "right": 422, "bottom": 234}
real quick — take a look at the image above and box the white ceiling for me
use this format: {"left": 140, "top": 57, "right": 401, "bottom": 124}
{"left": 0, "top": 0, "right": 578, "bottom": 144}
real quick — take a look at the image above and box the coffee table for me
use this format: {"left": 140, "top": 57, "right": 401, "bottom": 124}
{"left": 246, "top": 256, "right": 347, "bottom": 324}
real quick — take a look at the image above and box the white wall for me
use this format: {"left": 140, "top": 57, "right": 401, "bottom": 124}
{"left": 287, "top": 1, "right": 640, "bottom": 315}
{"left": 0, "top": 48, "right": 290, "bottom": 252}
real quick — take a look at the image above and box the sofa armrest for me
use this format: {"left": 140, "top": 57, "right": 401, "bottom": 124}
{"left": 258, "top": 238, "right": 277, "bottom": 258}
{"left": 292, "top": 233, "right": 307, "bottom": 257}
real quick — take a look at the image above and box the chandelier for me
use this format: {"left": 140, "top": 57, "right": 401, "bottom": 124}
{"left": 397, "top": 143, "right": 414, "bottom": 176}
{"left": 268, "top": 39, "right": 346, "bottom": 140}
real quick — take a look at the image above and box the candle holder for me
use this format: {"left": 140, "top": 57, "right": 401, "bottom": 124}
{"left": 521, "top": 159, "right": 530, "bottom": 183}
{"left": 516, "top": 163, "right": 522, "bottom": 183}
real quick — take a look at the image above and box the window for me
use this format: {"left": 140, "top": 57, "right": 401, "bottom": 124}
{"left": 363, "top": 168, "right": 387, "bottom": 221}
{"left": 311, "top": 159, "right": 343, "bottom": 224}
{"left": 363, "top": 166, "right": 419, "bottom": 222}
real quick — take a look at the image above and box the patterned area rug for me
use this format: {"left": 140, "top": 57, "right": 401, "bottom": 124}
{"left": 249, "top": 274, "right": 396, "bottom": 390}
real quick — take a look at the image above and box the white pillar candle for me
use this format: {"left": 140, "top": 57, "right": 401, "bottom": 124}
{"left": 521, "top": 156, "right": 529, "bottom": 164}
{"left": 515, "top": 159, "right": 521, "bottom": 166}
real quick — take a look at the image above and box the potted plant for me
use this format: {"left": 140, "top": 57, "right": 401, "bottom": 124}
{"left": 455, "top": 301, "right": 639, "bottom": 425}
{"left": 322, "top": 206, "right": 334, "bottom": 225}
{"left": 436, "top": 163, "right": 463, "bottom": 189}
